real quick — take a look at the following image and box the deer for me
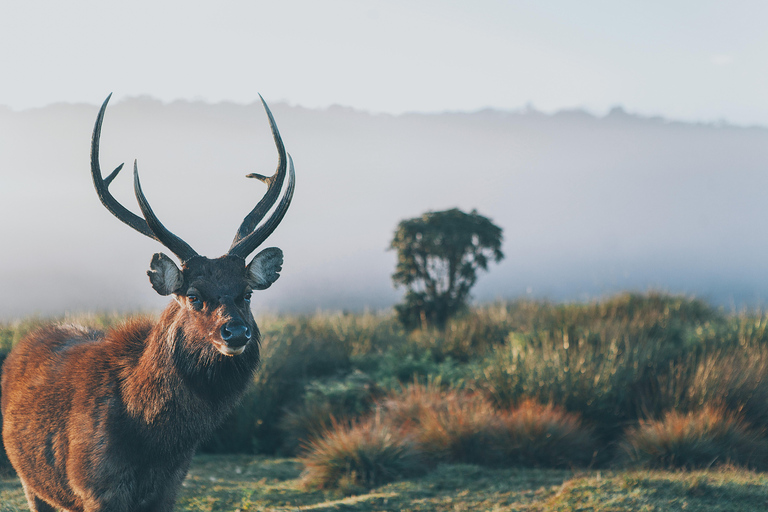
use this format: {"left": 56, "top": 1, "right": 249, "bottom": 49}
{"left": 1, "top": 93, "right": 295, "bottom": 512}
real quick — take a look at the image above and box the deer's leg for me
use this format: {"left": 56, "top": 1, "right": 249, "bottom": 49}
{"left": 21, "top": 480, "right": 57, "bottom": 512}
{"left": 138, "top": 455, "right": 194, "bottom": 512}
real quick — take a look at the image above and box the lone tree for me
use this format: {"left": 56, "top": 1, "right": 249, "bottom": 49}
{"left": 390, "top": 208, "right": 504, "bottom": 329}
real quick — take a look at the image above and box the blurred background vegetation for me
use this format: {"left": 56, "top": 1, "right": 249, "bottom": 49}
{"left": 3, "top": 292, "right": 768, "bottom": 486}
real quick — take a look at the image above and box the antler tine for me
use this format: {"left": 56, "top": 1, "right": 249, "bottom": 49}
{"left": 228, "top": 97, "right": 295, "bottom": 258}
{"left": 91, "top": 94, "right": 154, "bottom": 238}
{"left": 133, "top": 161, "right": 198, "bottom": 263}
{"left": 229, "top": 156, "right": 295, "bottom": 259}
{"left": 92, "top": 94, "right": 198, "bottom": 263}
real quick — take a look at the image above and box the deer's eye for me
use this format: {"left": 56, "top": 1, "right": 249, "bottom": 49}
{"left": 244, "top": 293, "right": 252, "bottom": 304}
{"left": 188, "top": 294, "right": 203, "bottom": 309}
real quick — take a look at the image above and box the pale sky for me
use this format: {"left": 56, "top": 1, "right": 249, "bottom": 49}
{"left": 1, "top": 1, "right": 767, "bottom": 124}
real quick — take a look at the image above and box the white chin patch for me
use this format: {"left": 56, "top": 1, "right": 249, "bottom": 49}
{"left": 216, "top": 344, "right": 246, "bottom": 356}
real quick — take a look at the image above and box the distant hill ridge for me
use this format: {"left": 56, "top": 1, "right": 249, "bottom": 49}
{"left": 1, "top": 98, "right": 767, "bottom": 318}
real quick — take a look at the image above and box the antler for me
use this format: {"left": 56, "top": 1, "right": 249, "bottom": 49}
{"left": 91, "top": 94, "right": 198, "bottom": 263}
{"left": 228, "top": 95, "right": 296, "bottom": 259}
{"left": 91, "top": 93, "right": 294, "bottom": 263}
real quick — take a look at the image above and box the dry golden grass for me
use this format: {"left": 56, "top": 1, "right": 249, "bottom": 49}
{"left": 497, "top": 399, "right": 596, "bottom": 468}
{"left": 299, "top": 413, "right": 424, "bottom": 491}
{"left": 622, "top": 407, "right": 768, "bottom": 470}
{"left": 302, "top": 383, "right": 598, "bottom": 480}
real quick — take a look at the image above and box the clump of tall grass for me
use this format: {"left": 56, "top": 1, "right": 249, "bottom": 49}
{"left": 498, "top": 292, "right": 719, "bottom": 341}
{"left": 299, "top": 414, "right": 424, "bottom": 491}
{"left": 279, "top": 371, "right": 384, "bottom": 454}
{"left": 480, "top": 329, "right": 662, "bottom": 445}
{"left": 635, "top": 309, "right": 768, "bottom": 429}
{"left": 622, "top": 407, "right": 768, "bottom": 470}
{"left": 400, "top": 387, "right": 506, "bottom": 466}
{"left": 497, "top": 400, "right": 596, "bottom": 468}
{"left": 300, "top": 382, "right": 597, "bottom": 489}
{"left": 407, "top": 304, "right": 515, "bottom": 362}
{"left": 687, "top": 347, "right": 768, "bottom": 426}
{"left": 477, "top": 293, "right": 727, "bottom": 446}
{"left": 380, "top": 383, "right": 596, "bottom": 468}
{"left": 297, "top": 311, "right": 406, "bottom": 357}
{"left": 354, "top": 347, "right": 463, "bottom": 388}
{"left": 377, "top": 380, "right": 459, "bottom": 429}
{"left": 7, "top": 292, "right": 768, "bottom": 467}
{"left": 693, "top": 311, "right": 768, "bottom": 351}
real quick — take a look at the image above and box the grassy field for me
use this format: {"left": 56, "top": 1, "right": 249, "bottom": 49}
{"left": 2, "top": 455, "right": 768, "bottom": 511}
{"left": 3, "top": 294, "right": 768, "bottom": 509}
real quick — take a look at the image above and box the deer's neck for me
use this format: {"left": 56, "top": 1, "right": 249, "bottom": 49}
{"left": 119, "top": 303, "right": 259, "bottom": 449}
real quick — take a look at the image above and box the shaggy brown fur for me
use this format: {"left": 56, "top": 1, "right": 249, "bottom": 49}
{"left": 2, "top": 92, "right": 292, "bottom": 511}
{"left": 2, "top": 255, "right": 265, "bottom": 512}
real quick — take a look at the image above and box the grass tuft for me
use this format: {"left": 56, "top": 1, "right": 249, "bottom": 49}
{"left": 378, "top": 383, "right": 596, "bottom": 469}
{"left": 411, "top": 389, "right": 506, "bottom": 466}
{"left": 622, "top": 407, "right": 768, "bottom": 470}
{"left": 299, "top": 413, "right": 424, "bottom": 491}
{"left": 497, "top": 399, "right": 597, "bottom": 468}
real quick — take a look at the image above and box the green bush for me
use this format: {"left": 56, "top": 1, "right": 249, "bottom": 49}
{"left": 406, "top": 304, "right": 513, "bottom": 362}
{"left": 477, "top": 293, "right": 724, "bottom": 447}
{"left": 355, "top": 350, "right": 473, "bottom": 390}
{"left": 648, "top": 345, "right": 768, "bottom": 428}
{"left": 479, "top": 329, "right": 663, "bottom": 445}
{"left": 279, "top": 371, "right": 384, "bottom": 454}
{"left": 4, "top": 292, "right": 767, "bottom": 469}
{"left": 493, "top": 292, "right": 718, "bottom": 339}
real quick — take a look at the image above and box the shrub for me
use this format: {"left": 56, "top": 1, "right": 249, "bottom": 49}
{"left": 299, "top": 311, "right": 406, "bottom": 357}
{"left": 406, "top": 305, "right": 512, "bottom": 362}
{"left": 477, "top": 293, "right": 720, "bottom": 446}
{"left": 480, "top": 329, "right": 660, "bottom": 445}
{"left": 377, "top": 383, "right": 596, "bottom": 468}
{"left": 405, "top": 389, "right": 504, "bottom": 466}
{"left": 687, "top": 311, "right": 768, "bottom": 352}
{"left": 299, "top": 414, "right": 424, "bottom": 491}
{"left": 685, "top": 347, "right": 768, "bottom": 427}
{"left": 492, "top": 293, "right": 717, "bottom": 339}
{"left": 279, "top": 371, "right": 384, "bottom": 454}
{"left": 642, "top": 342, "right": 768, "bottom": 430}
{"left": 377, "top": 380, "right": 460, "bottom": 430}
{"left": 621, "top": 407, "right": 768, "bottom": 470}
{"left": 497, "top": 400, "right": 596, "bottom": 468}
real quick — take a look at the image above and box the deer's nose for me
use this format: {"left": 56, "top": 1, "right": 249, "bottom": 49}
{"left": 221, "top": 322, "right": 251, "bottom": 347}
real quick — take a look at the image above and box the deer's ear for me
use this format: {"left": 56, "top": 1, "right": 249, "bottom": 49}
{"left": 246, "top": 247, "right": 283, "bottom": 290}
{"left": 147, "top": 252, "right": 183, "bottom": 296}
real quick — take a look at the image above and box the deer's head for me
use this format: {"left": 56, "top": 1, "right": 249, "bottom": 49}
{"left": 91, "top": 94, "right": 295, "bottom": 357}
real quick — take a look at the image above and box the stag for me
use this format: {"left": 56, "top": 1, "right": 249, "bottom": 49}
{"left": 1, "top": 94, "right": 295, "bottom": 512}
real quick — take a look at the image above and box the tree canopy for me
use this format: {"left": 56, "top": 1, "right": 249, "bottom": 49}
{"left": 390, "top": 208, "right": 504, "bottom": 329}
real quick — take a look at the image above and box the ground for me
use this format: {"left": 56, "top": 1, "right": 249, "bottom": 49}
{"left": 2, "top": 455, "right": 768, "bottom": 511}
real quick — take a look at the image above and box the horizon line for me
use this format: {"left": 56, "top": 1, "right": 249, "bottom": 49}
{"left": 0, "top": 96, "right": 765, "bottom": 131}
